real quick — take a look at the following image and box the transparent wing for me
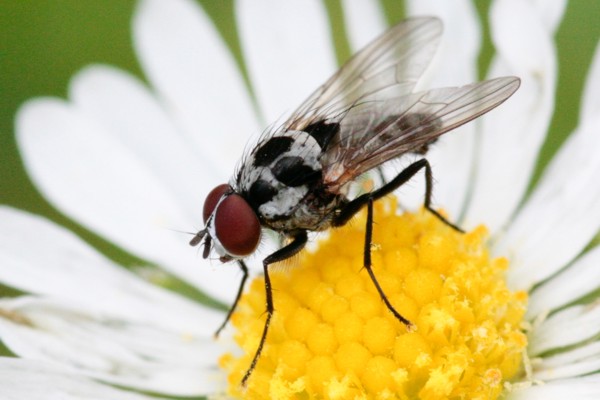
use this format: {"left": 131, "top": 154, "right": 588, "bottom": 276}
{"left": 321, "top": 76, "right": 521, "bottom": 189}
{"left": 284, "top": 17, "right": 443, "bottom": 131}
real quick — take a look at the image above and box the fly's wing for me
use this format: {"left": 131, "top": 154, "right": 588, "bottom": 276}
{"left": 284, "top": 17, "right": 443, "bottom": 131}
{"left": 321, "top": 76, "right": 521, "bottom": 189}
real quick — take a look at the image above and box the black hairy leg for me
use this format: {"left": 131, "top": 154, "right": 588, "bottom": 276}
{"left": 241, "top": 231, "right": 308, "bottom": 387}
{"left": 334, "top": 158, "right": 464, "bottom": 232}
{"left": 214, "top": 260, "right": 249, "bottom": 338}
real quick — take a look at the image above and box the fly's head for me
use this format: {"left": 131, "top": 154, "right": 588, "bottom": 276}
{"left": 190, "top": 184, "right": 261, "bottom": 262}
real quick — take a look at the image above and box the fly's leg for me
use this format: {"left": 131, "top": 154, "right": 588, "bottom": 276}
{"left": 332, "top": 158, "right": 463, "bottom": 328}
{"left": 363, "top": 198, "right": 412, "bottom": 327}
{"left": 334, "top": 158, "right": 463, "bottom": 232}
{"left": 241, "top": 231, "right": 308, "bottom": 387}
{"left": 416, "top": 159, "right": 464, "bottom": 233}
{"left": 214, "top": 260, "right": 249, "bottom": 338}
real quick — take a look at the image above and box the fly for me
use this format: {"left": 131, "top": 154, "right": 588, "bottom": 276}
{"left": 190, "top": 17, "right": 520, "bottom": 386}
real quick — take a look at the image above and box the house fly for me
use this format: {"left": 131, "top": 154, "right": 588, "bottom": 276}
{"left": 190, "top": 17, "right": 520, "bottom": 385}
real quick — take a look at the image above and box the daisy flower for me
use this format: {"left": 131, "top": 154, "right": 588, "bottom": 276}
{"left": 2, "top": 0, "right": 600, "bottom": 399}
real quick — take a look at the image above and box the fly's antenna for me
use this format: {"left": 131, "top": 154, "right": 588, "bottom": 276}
{"left": 189, "top": 229, "right": 212, "bottom": 260}
{"left": 202, "top": 235, "right": 212, "bottom": 259}
{"left": 189, "top": 229, "right": 207, "bottom": 247}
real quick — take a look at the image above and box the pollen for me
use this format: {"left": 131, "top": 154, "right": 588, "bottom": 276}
{"left": 220, "top": 196, "right": 527, "bottom": 399}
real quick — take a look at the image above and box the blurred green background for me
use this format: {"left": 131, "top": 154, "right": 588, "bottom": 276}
{"left": 1, "top": 0, "right": 600, "bottom": 264}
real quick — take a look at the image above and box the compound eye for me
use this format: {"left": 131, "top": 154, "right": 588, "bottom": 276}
{"left": 203, "top": 184, "right": 231, "bottom": 223}
{"left": 214, "top": 194, "right": 260, "bottom": 257}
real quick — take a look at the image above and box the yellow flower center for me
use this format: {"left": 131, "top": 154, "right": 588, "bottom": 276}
{"left": 220, "top": 196, "right": 527, "bottom": 399}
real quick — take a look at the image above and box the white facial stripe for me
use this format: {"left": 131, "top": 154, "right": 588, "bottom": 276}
{"left": 205, "top": 194, "right": 231, "bottom": 258}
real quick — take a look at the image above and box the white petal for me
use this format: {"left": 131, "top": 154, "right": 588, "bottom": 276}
{"left": 540, "top": 341, "right": 600, "bottom": 369}
{"left": 69, "top": 65, "right": 218, "bottom": 218}
{"left": 0, "top": 297, "right": 224, "bottom": 396}
{"left": 464, "top": 0, "right": 559, "bottom": 232}
{"left": 532, "top": 0, "right": 567, "bottom": 33}
{"left": 581, "top": 41, "right": 600, "bottom": 125}
{"left": 535, "top": 341, "right": 600, "bottom": 380}
{"left": 527, "top": 245, "right": 600, "bottom": 319}
{"left": 529, "top": 302, "right": 600, "bottom": 356}
{"left": 0, "top": 206, "right": 223, "bottom": 334}
{"left": 16, "top": 99, "right": 240, "bottom": 303}
{"left": 497, "top": 117, "right": 600, "bottom": 290}
{"left": 507, "top": 375, "right": 600, "bottom": 400}
{"left": 341, "top": 0, "right": 387, "bottom": 51}
{"left": 0, "top": 358, "right": 155, "bottom": 400}
{"left": 404, "top": 0, "right": 481, "bottom": 218}
{"left": 236, "top": 0, "right": 336, "bottom": 124}
{"left": 133, "top": 0, "right": 259, "bottom": 173}
{"left": 406, "top": 0, "right": 480, "bottom": 87}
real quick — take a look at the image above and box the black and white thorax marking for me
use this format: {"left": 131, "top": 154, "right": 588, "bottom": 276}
{"left": 236, "top": 121, "right": 346, "bottom": 233}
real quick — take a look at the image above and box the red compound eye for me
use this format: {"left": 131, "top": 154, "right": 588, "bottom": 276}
{"left": 214, "top": 194, "right": 261, "bottom": 257}
{"left": 203, "top": 184, "right": 231, "bottom": 223}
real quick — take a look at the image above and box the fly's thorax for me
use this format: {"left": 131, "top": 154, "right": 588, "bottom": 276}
{"left": 237, "top": 130, "right": 325, "bottom": 223}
